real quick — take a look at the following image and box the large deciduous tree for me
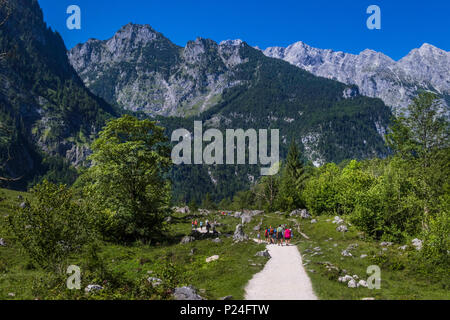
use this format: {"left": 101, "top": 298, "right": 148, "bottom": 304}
{"left": 81, "top": 115, "right": 171, "bottom": 242}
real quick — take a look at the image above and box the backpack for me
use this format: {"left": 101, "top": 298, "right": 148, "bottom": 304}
{"left": 265, "top": 229, "right": 269, "bottom": 237}
{"left": 270, "top": 228, "right": 274, "bottom": 235}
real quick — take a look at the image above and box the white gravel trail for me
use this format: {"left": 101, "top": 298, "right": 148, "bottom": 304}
{"left": 244, "top": 243, "right": 318, "bottom": 300}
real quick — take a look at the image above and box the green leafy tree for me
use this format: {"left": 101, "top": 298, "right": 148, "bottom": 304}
{"left": 8, "top": 180, "right": 92, "bottom": 272}
{"left": 81, "top": 115, "right": 171, "bottom": 242}
{"left": 386, "top": 92, "right": 449, "bottom": 228}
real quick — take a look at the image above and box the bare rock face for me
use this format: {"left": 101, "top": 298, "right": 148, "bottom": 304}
{"left": 68, "top": 24, "right": 246, "bottom": 117}
{"left": 264, "top": 42, "right": 450, "bottom": 114}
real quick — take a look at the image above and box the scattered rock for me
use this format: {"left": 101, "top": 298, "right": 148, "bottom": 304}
{"left": 341, "top": 249, "right": 352, "bottom": 257}
{"left": 85, "top": 284, "right": 103, "bottom": 293}
{"left": 333, "top": 243, "right": 338, "bottom": 247}
{"left": 147, "top": 277, "right": 162, "bottom": 287}
{"left": 190, "top": 248, "right": 197, "bottom": 255}
{"left": 313, "top": 247, "right": 321, "bottom": 252}
{"left": 311, "top": 219, "right": 317, "bottom": 224}
{"left": 19, "top": 202, "right": 28, "bottom": 209}
{"left": 211, "top": 238, "right": 222, "bottom": 243}
{"left": 180, "top": 236, "right": 196, "bottom": 244}
{"left": 332, "top": 216, "right": 344, "bottom": 224}
{"left": 348, "top": 279, "right": 357, "bottom": 288}
{"left": 173, "top": 286, "right": 204, "bottom": 300}
{"left": 336, "top": 225, "right": 348, "bottom": 233}
{"left": 8, "top": 292, "right": 15, "bottom": 297}
{"left": 380, "top": 241, "right": 393, "bottom": 247}
{"left": 206, "top": 255, "right": 220, "bottom": 263}
{"left": 164, "top": 216, "right": 173, "bottom": 223}
{"left": 338, "top": 275, "right": 354, "bottom": 283}
{"left": 0, "top": 238, "right": 6, "bottom": 247}
{"left": 357, "top": 280, "right": 368, "bottom": 288}
{"left": 255, "top": 250, "right": 271, "bottom": 258}
{"left": 360, "top": 254, "right": 368, "bottom": 259}
{"left": 399, "top": 245, "right": 408, "bottom": 250}
{"left": 233, "top": 224, "right": 248, "bottom": 242}
{"left": 412, "top": 238, "right": 423, "bottom": 251}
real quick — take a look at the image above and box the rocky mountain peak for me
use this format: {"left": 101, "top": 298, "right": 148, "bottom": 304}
{"left": 264, "top": 41, "right": 449, "bottom": 111}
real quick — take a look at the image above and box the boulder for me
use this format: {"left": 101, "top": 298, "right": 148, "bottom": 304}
{"left": 290, "top": 209, "right": 311, "bottom": 218}
{"left": 336, "top": 225, "right": 348, "bottom": 233}
{"left": 206, "top": 255, "right": 220, "bottom": 263}
{"left": 347, "top": 279, "right": 357, "bottom": 288}
{"left": 412, "top": 238, "right": 423, "bottom": 251}
{"left": 173, "top": 286, "right": 204, "bottom": 300}
{"left": 332, "top": 216, "right": 344, "bottom": 224}
{"left": 180, "top": 236, "right": 196, "bottom": 244}
{"left": 176, "top": 206, "right": 190, "bottom": 214}
{"left": 233, "top": 224, "right": 248, "bottom": 242}
{"left": 341, "top": 249, "right": 352, "bottom": 257}
{"left": 338, "top": 275, "right": 354, "bottom": 283}
{"left": 241, "top": 214, "right": 252, "bottom": 224}
{"left": 357, "top": 280, "right": 368, "bottom": 288}
{"left": 255, "top": 250, "right": 271, "bottom": 258}
{"left": 85, "top": 284, "right": 103, "bottom": 293}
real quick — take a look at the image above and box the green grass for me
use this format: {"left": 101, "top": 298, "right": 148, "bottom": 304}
{"left": 0, "top": 189, "right": 268, "bottom": 300}
{"left": 293, "top": 215, "right": 450, "bottom": 300}
{"left": 1, "top": 188, "right": 448, "bottom": 300}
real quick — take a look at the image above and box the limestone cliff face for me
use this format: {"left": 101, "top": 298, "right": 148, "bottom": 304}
{"left": 69, "top": 24, "right": 248, "bottom": 116}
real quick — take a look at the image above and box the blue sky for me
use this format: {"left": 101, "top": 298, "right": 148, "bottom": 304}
{"left": 38, "top": 0, "right": 449, "bottom": 60}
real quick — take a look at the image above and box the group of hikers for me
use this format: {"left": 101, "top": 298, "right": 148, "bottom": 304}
{"left": 191, "top": 219, "right": 216, "bottom": 233}
{"left": 259, "top": 225, "right": 293, "bottom": 246}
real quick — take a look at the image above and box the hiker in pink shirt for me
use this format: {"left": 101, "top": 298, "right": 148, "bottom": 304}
{"left": 284, "top": 226, "right": 292, "bottom": 246}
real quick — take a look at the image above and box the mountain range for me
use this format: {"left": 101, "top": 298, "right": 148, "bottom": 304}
{"left": 263, "top": 41, "right": 450, "bottom": 113}
{"left": 1, "top": 0, "right": 447, "bottom": 202}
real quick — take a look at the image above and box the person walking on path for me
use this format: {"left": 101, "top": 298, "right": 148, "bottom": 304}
{"left": 194, "top": 220, "right": 198, "bottom": 230}
{"left": 270, "top": 226, "right": 276, "bottom": 244}
{"left": 284, "top": 226, "right": 292, "bottom": 246}
{"left": 257, "top": 231, "right": 261, "bottom": 243}
{"left": 277, "top": 225, "right": 284, "bottom": 246}
{"left": 264, "top": 227, "right": 269, "bottom": 244}
{"left": 206, "top": 221, "right": 211, "bottom": 233}
{"left": 200, "top": 221, "right": 203, "bottom": 231}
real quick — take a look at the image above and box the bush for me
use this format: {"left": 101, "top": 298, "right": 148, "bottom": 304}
{"left": 8, "top": 181, "right": 92, "bottom": 272}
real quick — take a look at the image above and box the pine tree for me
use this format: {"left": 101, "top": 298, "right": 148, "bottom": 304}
{"left": 277, "top": 141, "right": 306, "bottom": 211}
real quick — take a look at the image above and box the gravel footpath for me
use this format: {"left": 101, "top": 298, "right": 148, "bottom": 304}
{"left": 244, "top": 242, "right": 318, "bottom": 300}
